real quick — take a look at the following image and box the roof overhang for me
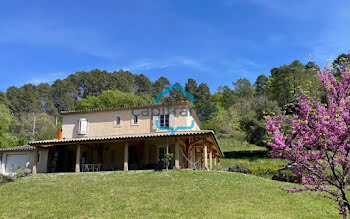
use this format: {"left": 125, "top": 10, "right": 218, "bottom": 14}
{"left": 28, "top": 130, "right": 224, "bottom": 157}
{"left": 0, "top": 145, "right": 35, "bottom": 152}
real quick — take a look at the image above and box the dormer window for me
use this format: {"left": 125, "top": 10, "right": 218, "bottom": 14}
{"left": 78, "top": 118, "right": 88, "bottom": 135}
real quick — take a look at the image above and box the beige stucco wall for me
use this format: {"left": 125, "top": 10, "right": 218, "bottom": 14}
{"left": 186, "top": 113, "right": 200, "bottom": 131}
{"left": 37, "top": 150, "right": 49, "bottom": 173}
{"left": 62, "top": 104, "right": 201, "bottom": 139}
{"left": 101, "top": 142, "right": 125, "bottom": 171}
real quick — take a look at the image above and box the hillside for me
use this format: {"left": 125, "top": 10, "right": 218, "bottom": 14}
{"left": 0, "top": 171, "right": 338, "bottom": 218}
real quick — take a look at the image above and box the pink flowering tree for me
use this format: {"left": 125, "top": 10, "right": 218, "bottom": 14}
{"left": 266, "top": 61, "right": 350, "bottom": 218}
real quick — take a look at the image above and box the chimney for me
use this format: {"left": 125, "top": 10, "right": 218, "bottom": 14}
{"left": 56, "top": 128, "right": 63, "bottom": 140}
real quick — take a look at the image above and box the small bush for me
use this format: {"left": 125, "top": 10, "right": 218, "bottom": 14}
{"left": 16, "top": 168, "right": 31, "bottom": 178}
{"left": 0, "top": 174, "right": 14, "bottom": 184}
{"left": 250, "top": 165, "right": 279, "bottom": 177}
{"left": 0, "top": 168, "right": 32, "bottom": 184}
{"left": 228, "top": 163, "right": 250, "bottom": 174}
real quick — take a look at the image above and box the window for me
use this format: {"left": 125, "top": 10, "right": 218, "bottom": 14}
{"left": 160, "top": 114, "right": 169, "bottom": 127}
{"left": 133, "top": 115, "right": 139, "bottom": 124}
{"left": 78, "top": 118, "right": 88, "bottom": 135}
{"left": 158, "top": 146, "right": 165, "bottom": 161}
{"left": 37, "top": 152, "right": 41, "bottom": 163}
{"left": 114, "top": 116, "right": 121, "bottom": 127}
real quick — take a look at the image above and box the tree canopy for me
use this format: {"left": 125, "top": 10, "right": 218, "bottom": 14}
{"left": 0, "top": 104, "right": 18, "bottom": 148}
{"left": 266, "top": 61, "right": 350, "bottom": 217}
{"left": 75, "top": 90, "right": 154, "bottom": 110}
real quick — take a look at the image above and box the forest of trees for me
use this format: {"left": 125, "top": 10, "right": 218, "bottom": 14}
{"left": 0, "top": 53, "right": 348, "bottom": 148}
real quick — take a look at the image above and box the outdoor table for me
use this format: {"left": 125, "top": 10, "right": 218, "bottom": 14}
{"left": 81, "top": 164, "right": 100, "bottom": 172}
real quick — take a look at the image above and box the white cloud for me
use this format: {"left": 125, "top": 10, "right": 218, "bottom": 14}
{"left": 27, "top": 72, "right": 68, "bottom": 85}
{"left": 121, "top": 59, "right": 155, "bottom": 71}
{"left": 121, "top": 57, "right": 212, "bottom": 72}
{"left": 27, "top": 78, "right": 50, "bottom": 85}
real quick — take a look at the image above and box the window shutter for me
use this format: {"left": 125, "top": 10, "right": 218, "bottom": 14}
{"left": 79, "top": 118, "right": 88, "bottom": 135}
{"left": 169, "top": 114, "right": 175, "bottom": 127}
{"left": 152, "top": 116, "right": 159, "bottom": 130}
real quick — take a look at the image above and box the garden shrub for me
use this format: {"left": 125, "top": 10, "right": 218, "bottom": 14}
{"left": 228, "top": 163, "right": 250, "bottom": 174}
{"left": 0, "top": 168, "right": 31, "bottom": 184}
{"left": 249, "top": 165, "right": 279, "bottom": 177}
{"left": 16, "top": 168, "right": 31, "bottom": 178}
{"left": 227, "top": 161, "right": 283, "bottom": 178}
{"left": 272, "top": 170, "right": 301, "bottom": 183}
{"left": 0, "top": 173, "right": 14, "bottom": 183}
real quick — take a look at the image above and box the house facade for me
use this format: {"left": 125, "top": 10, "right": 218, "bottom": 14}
{"left": 28, "top": 102, "right": 223, "bottom": 174}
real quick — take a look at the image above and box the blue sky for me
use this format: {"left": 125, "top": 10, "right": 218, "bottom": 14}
{"left": 0, "top": 0, "right": 349, "bottom": 92}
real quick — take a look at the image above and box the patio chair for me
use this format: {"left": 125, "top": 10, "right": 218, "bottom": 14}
{"left": 94, "top": 163, "right": 101, "bottom": 172}
{"left": 83, "top": 164, "right": 93, "bottom": 172}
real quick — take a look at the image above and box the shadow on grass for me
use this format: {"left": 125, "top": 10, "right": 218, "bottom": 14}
{"left": 223, "top": 150, "right": 270, "bottom": 160}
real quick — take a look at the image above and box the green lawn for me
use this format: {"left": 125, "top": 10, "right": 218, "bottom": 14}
{"left": 0, "top": 171, "right": 338, "bottom": 218}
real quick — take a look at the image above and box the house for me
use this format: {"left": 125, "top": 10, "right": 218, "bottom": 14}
{"left": 27, "top": 102, "right": 223, "bottom": 174}
{"left": 0, "top": 145, "right": 48, "bottom": 175}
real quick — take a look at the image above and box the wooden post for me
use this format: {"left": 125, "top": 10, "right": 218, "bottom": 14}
{"left": 203, "top": 139, "right": 208, "bottom": 170}
{"left": 124, "top": 142, "right": 129, "bottom": 171}
{"left": 175, "top": 138, "right": 180, "bottom": 170}
{"left": 214, "top": 155, "right": 217, "bottom": 167}
{"left": 75, "top": 144, "right": 81, "bottom": 173}
{"left": 33, "top": 147, "right": 38, "bottom": 175}
{"left": 194, "top": 150, "right": 198, "bottom": 170}
{"left": 209, "top": 149, "right": 213, "bottom": 170}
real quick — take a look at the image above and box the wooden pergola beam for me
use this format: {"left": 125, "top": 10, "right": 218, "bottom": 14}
{"left": 178, "top": 137, "right": 187, "bottom": 147}
{"left": 188, "top": 137, "right": 206, "bottom": 148}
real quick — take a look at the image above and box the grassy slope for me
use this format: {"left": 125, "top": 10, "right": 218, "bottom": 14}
{"left": 218, "top": 138, "right": 267, "bottom": 152}
{"left": 0, "top": 171, "right": 338, "bottom": 218}
{"left": 218, "top": 138, "right": 287, "bottom": 177}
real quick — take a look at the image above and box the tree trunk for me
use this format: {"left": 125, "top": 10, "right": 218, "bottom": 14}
{"left": 343, "top": 212, "right": 347, "bottom": 219}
